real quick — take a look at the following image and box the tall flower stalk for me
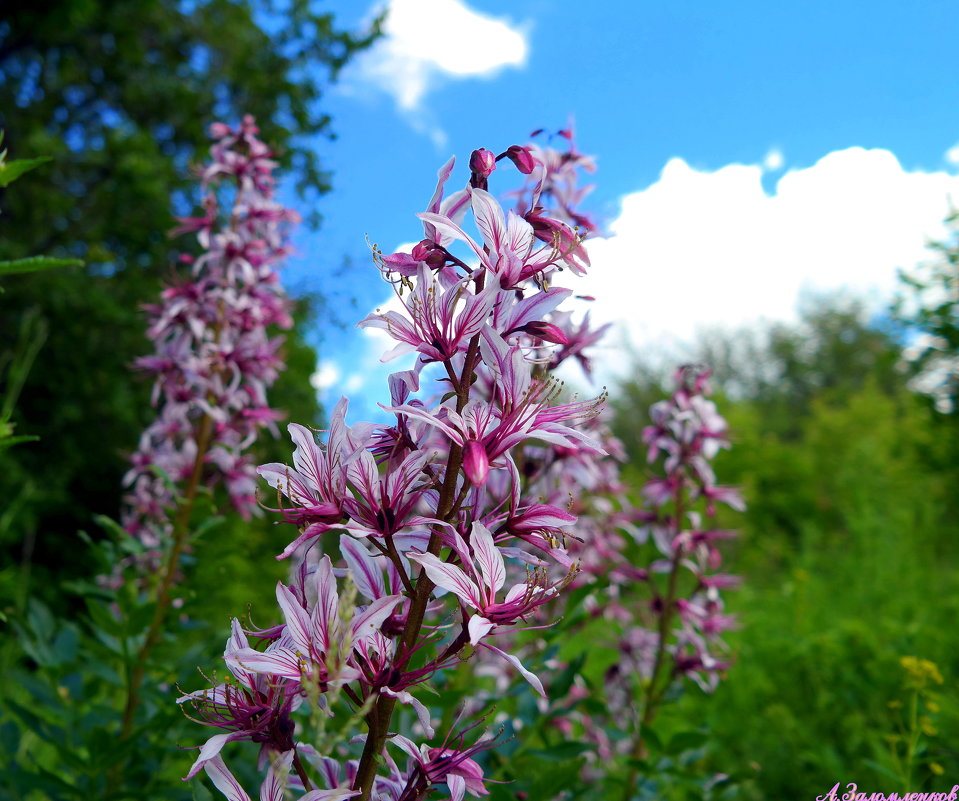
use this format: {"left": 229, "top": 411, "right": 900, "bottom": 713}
{"left": 179, "top": 133, "right": 610, "bottom": 801}
{"left": 118, "top": 116, "right": 298, "bottom": 734}
{"left": 529, "top": 365, "right": 742, "bottom": 798}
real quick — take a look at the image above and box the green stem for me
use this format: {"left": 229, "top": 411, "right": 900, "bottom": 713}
{"left": 621, "top": 481, "right": 686, "bottom": 801}
{"left": 119, "top": 412, "right": 215, "bottom": 738}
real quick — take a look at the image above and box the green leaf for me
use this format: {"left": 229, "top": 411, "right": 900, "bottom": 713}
{"left": 665, "top": 730, "right": 709, "bottom": 755}
{"left": 862, "top": 759, "right": 902, "bottom": 782}
{"left": 52, "top": 625, "right": 80, "bottom": 665}
{"left": 639, "top": 724, "right": 663, "bottom": 754}
{"left": 0, "top": 434, "right": 39, "bottom": 448}
{"left": 82, "top": 658, "right": 124, "bottom": 687}
{"left": 125, "top": 600, "right": 158, "bottom": 635}
{"left": 6, "top": 699, "right": 47, "bottom": 735}
{"left": 191, "top": 513, "right": 226, "bottom": 541}
{"left": 528, "top": 741, "right": 595, "bottom": 761}
{"left": 85, "top": 598, "right": 123, "bottom": 636}
{"left": 0, "top": 256, "right": 84, "bottom": 276}
{"left": 0, "top": 156, "right": 51, "bottom": 186}
{"left": 550, "top": 653, "right": 586, "bottom": 700}
{"left": 192, "top": 781, "right": 214, "bottom": 801}
{"left": 26, "top": 599, "right": 55, "bottom": 641}
{"left": 62, "top": 578, "right": 114, "bottom": 601}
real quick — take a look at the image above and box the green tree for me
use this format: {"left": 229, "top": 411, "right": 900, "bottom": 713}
{"left": 895, "top": 209, "right": 959, "bottom": 413}
{"left": 0, "top": 0, "right": 381, "bottom": 610}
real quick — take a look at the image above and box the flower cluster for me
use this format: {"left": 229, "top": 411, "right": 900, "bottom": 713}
{"left": 628, "top": 365, "right": 742, "bottom": 691}
{"left": 180, "top": 132, "right": 611, "bottom": 801}
{"left": 121, "top": 116, "right": 297, "bottom": 552}
{"left": 540, "top": 365, "right": 743, "bottom": 773}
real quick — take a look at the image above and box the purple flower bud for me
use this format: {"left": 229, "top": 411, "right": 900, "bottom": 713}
{"left": 411, "top": 238, "right": 447, "bottom": 269}
{"left": 469, "top": 148, "right": 496, "bottom": 189}
{"left": 502, "top": 144, "right": 536, "bottom": 174}
{"left": 463, "top": 440, "right": 490, "bottom": 485}
{"left": 515, "top": 321, "right": 569, "bottom": 345}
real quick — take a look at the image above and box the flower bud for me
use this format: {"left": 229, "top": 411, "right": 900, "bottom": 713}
{"left": 502, "top": 145, "right": 536, "bottom": 174}
{"left": 469, "top": 148, "right": 496, "bottom": 189}
{"left": 515, "top": 321, "right": 569, "bottom": 345}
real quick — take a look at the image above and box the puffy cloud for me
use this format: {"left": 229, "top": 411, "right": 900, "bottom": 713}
{"left": 310, "top": 361, "right": 341, "bottom": 391}
{"left": 579, "top": 146, "right": 959, "bottom": 371}
{"left": 763, "top": 148, "right": 784, "bottom": 171}
{"left": 351, "top": 0, "right": 528, "bottom": 111}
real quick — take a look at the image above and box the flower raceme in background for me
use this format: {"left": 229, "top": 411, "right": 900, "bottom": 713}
{"left": 104, "top": 117, "right": 301, "bottom": 741}
{"left": 459, "top": 363, "right": 743, "bottom": 797}
{"left": 555, "top": 366, "right": 742, "bottom": 792}
{"left": 121, "top": 116, "right": 298, "bottom": 558}
{"left": 178, "top": 130, "right": 742, "bottom": 801}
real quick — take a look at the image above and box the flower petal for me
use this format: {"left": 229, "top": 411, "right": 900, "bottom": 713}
{"left": 185, "top": 732, "right": 245, "bottom": 780}
{"left": 447, "top": 773, "right": 467, "bottom": 801}
{"left": 340, "top": 536, "right": 386, "bottom": 600}
{"left": 276, "top": 581, "right": 312, "bottom": 654}
{"left": 382, "top": 687, "right": 436, "bottom": 739}
{"left": 350, "top": 594, "right": 404, "bottom": 644}
{"left": 483, "top": 643, "right": 546, "bottom": 697}
{"left": 469, "top": 521, "right": 505, "bottom": 594}
{"left": 227, "top": 646, "right": 303, "bottom": 681}
{"left": 260, "top": 751, "right": 294, "bottom": 801}
{"left": 467, "top": 614, "right": 495, "bottom": 646}
{"left": 203, "top": 755, "right": 251, "bottom": 801}
{"left": 408, "top": 551, "right": 481, "bottom": 609}
{"left": 299, "top": 790, "right": 361, "bottom": 801}
{"left": 312, "top": 556, "right": 340, "bottom": 653}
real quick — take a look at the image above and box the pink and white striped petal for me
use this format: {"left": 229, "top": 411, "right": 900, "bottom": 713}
{"left": 408, "top": 551, "right": 482, "bottom": 610}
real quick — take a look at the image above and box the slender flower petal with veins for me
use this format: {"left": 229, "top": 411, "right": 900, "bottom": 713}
{"left": 227, "top": 556, "right": 403, "bottom": 686}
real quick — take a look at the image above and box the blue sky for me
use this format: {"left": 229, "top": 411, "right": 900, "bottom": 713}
{"left": 279, "top": 0, "right": 959, "bottom": 413}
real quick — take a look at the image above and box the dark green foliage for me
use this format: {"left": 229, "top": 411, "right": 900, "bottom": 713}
{"left": 0, "top": 0, "right": 380, "bottom": 615}
{"left": 2, "top": 519, "right": 224, "bottom": 800}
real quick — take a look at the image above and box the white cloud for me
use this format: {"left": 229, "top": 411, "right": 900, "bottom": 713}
{"left": 309, "top": 361, "right": 341, "bottom": 391}
{"left": 351, "top": 0, "right": 528, "bottom": 112}
{"left": 763, "top": 148, "right": 784, "bottom": 171}
{"left": 578, "top": 146, "right": 959, "bottom": 378}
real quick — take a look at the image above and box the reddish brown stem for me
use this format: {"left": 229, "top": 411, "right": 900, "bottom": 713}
{"left": 352, "top": 278, "right": 486, "bottom": 800}
{"left": 292, "top": 750, "right": 314, "bottom": 792}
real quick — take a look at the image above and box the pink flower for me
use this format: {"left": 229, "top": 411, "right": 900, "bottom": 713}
{"left": 202, "top": 752, "right": 359, "bottom": 801}
{"left": 408, "top": 523, "right": 561, "bottom": 695}
{"left": 258, "top": 399, "right": 375, "bottom": 558}
{"left": 226, "top": 556, "right": 403, "bottom": 688}
{"left": 122, "top": 117, "right": 297, "bottom": 551}
{"left": 389, "top": 728, "right": 496, "bottom": 801}
{"left": 419, "top": 188, "right": 562, "bottom": 289}
{"left": 358, "top": 264, "right": 498, "bottom": 363}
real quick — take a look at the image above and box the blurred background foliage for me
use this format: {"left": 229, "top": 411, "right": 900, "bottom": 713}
{"left": 0, "top": 0, "right": 382, "bottom": 616}
{"left": 608, "top": 292, "right": 959, "bottom": 798}
{"left": 1, "top": 1, "right": 959, "bottom": 797}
